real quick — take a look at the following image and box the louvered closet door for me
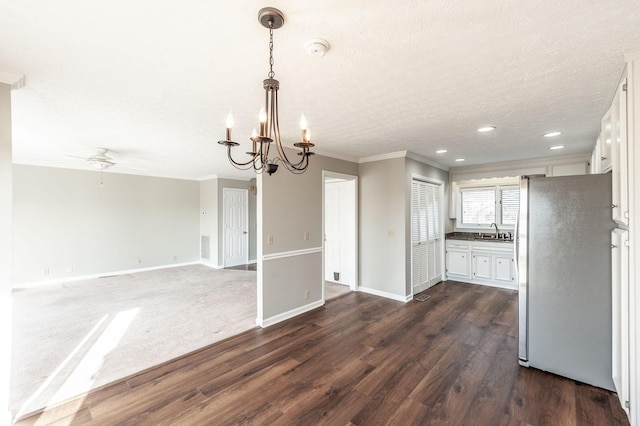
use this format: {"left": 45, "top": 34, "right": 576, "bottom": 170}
{"left": 411, "top": 181, "right": 428, "bottom": 294}
{"left": 426, "top": 183, "right": 442, "bottom": 287}
{"left": 412, "top": 180, "right": 442, "bottom": 295}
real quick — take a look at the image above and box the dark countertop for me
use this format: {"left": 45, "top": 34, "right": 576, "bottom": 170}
{"left": 446, "top": 232, "right": 514, "bottom": 243}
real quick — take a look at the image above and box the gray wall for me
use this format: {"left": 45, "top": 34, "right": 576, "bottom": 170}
{"left": 259, "top": 150, "right": 358, "bottom": 322}
{"left": 359, "top": 156, "right": 450, "bottom": 299}
{"left": 199, "top": 178, "right": 218, "bottom": 265}
{"left": 359, "top": 157, "right": 407, "bottom": 297}
{"left": 0, "top": 84, "right": 11, "bottom": 295}
{"left": 13, "top": 165, "right": 200, "bottom": 285}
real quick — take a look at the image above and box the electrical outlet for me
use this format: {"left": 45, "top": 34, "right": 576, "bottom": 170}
{"left": 268, "top": 235, "right": 274, "bottom": 245}
{"left": 387, "top": 229, "right": 395, "bottom": 237}
{"left": 304, "top": 231, "right": 309, "bottom": 241}
{"left": 44, "top": 268, "right": 50, "bottom": 276}
{"left": 136, "top": 258, "right": 142, "bottom": 264}
{"left": 305, "top": 289, "right": 310, "bottom": 300}
{"left": 66, "top": 265, "right": 73, "bottom": 273}
{"left": 173, "top": 255, "right": 177, "bottom": 261}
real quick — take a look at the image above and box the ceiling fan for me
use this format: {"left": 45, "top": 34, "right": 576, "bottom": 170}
{"left": 85, "top": 148, "right": 116, "bottom": 170}
{"left": 66, "top": 147, "right": 116, "bottom": 170}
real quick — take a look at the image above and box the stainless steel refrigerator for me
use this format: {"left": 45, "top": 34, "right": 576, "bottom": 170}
{"left": 517, "top": 174, "right": 615, "bottom": 390}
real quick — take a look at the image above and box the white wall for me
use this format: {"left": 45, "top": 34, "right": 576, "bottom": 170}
{"left": 13, "top": 165, "right": 200, "bottom": 285}
{"left": 0, "top": 83, "right": 13, "bottom": 424}
{"left": 0, "top": 84, "right": 12, "bottom": 295}
{"left": 258, "top": 151, "right": 358, "bottom": 325}
{"left": 449, "top": 153, "right": 590, "bottom": 182}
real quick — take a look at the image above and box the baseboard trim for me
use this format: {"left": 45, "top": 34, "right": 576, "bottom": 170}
{"left": 445, "top": 276, "right": 517, "bottom": 291}
{"left": 358, "top": 286, "right": 409, "bottom": 303}
{"left": 262, "top": 247, "right": 322, "bottom": 262}
{"left": 200, "top": 260, "right": 223, "bottom": 269}
{"left": 13, "top": 261, "right": 201, "bottom": 289}
{"left": 257, "top": 300, "right": 324, "bottom": 328}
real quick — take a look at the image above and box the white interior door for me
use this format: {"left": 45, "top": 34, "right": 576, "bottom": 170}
{"left": 412, "top": 179, "right": 443, "bottom": 295}
{"left": 223, "top": 188, "right": 248, "bottom": 267}
{"left": 323, "top": 173, "right": 357, "bottom": 290}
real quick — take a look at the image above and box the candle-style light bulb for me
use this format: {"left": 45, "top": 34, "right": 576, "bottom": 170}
{"left": 225, "top": 112, "right": 233, "bottom": 141}
{"left": 300, "top": 113, "right": 308, "bottom": 141}
{"left": 251, "top": 128, "right": 258, "bottom": 153}
{"left": 259, "top": 107, "right": 267, "bottom": 136}
{"left": 305, "top": 129, "right": 311, "bottom": 143}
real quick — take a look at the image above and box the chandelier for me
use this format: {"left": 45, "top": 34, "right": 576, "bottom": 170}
{"left": 219, "top": 7, "right": 315, "bottom": 175}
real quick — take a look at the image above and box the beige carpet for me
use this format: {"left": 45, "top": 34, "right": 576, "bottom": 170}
{"left": 325, "top": 281, "right": 351, "bottom": 300}
{"left": 10, "top": 264, "right": 257, "bottom": 419}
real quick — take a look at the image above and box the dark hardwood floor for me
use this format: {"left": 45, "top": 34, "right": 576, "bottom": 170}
{"left": 15, "top": 281, "right": 628, "bottom": 425}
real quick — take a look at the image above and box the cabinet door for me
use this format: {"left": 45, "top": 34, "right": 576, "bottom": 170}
{"left": 494, "top": 254, "right": 514, "bottom": 284}
{"left": 601, "top": 108, "right": 613, "bottom": 172}
{"left": 611, "top": 79, "right": 629, "bottom": 226}
{"left": 473, "top": 253, "right": 491, "bottom": 280}
{"left": 612, "top": 229, "right": 630, "bottom": 415}
{"left": 446, "top": 250, "right": 470, "bottom": 278}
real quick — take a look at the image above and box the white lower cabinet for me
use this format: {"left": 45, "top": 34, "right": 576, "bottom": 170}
{"left": 472, "top": 253, "right": 492, "bottom": 280}
{"left": 493, "top": 254, "right": 515, "bottom": 284}
{"left": 445, "top": 241, "right": 471, "bottom": 279}
{"left": 446, "top": 240, "right": 516, "bottom": 290}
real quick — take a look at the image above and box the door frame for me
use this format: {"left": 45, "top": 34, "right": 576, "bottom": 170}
{"left": 322, "top": 171, "right": 358, "bottom": 301}
{"left": 222, "top": 187, "right": 249, "bottom": 267}
{"left": 410, "top": 174, "right": 445, "bottom": 296}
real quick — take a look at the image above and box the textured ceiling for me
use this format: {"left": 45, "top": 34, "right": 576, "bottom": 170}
{"left": 1, "top": 1, "right": 639, "bottom": 180}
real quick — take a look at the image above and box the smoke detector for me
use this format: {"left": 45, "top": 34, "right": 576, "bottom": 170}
{"left": 305, "top": 39, "right": 330, "bottom": 57}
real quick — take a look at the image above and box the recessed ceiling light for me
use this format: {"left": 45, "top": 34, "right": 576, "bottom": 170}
{"left": 544, "top": 131, "right": 562, "bottom": 138}
{"left": 436, "top": 149, "right": 447, "bottom": 154}
{"left": 550, "top": 145, "right": 565, "bottom": 150}
{"left": 477, "top": 126, "right": 496, "bottom": 133}
{"left": 455, "top": 158, "right": 466, "bottom": 162}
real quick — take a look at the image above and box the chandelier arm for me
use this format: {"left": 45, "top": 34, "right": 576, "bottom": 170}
{"left": 226, "top": 147, "right": 260, "bottom": 168}
{"left": 270, "top": 91, "right": 310, "bottom": 171}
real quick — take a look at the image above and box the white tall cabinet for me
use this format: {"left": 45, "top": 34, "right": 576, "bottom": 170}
{"left": 594, "top": 53, "right": 640, "bottom": 424}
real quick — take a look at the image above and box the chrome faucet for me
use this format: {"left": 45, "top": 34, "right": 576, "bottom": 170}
{"left": 490, "top": 222, "right": 499, "bottom": 238}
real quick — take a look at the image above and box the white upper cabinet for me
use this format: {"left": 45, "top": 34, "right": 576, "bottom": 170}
{"left": 611, "top": 79, "right": 629, "bottom": 226}
{"left": 592, "top": 73, "right": 629, "bottom": 227}
{"left": 601, "top": 107, "right": 613, "bottom": 173}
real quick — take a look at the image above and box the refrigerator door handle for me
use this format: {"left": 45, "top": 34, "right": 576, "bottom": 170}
{"left": 518, "top": 176, "right": 529, "bottom": 364}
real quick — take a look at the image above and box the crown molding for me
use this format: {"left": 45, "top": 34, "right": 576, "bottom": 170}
{"left": 359, "top": 151, "right": 409, "bottom": 164}
{"left": 0, "top": 71, "right": 25, "bottom": 90}
{"left": 359, "top": 150, "right": 449, "bottom": 171}
{"left": 405, "top": 151, "right": 449, "bottom": 171}
{"left": 624, "top": 50, "right": 640, "bottom": 62}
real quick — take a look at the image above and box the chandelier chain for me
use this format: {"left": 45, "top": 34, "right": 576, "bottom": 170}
{"left": 268, "top": 23, "right": 275, "bottom": 79}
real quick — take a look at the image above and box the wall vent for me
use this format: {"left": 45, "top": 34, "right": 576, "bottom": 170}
{"left": 201, "top": 236, "right": 210, "bottom": 260}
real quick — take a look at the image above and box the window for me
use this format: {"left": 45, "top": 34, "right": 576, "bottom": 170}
{"left": 460, "top": 185, "right": 519, "bottom": 228}
{"left": 500, "top": 188, "right": 519, "bottom": 225}
{"left": 461, "top": 189, "right": 495, "bottom": 225}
